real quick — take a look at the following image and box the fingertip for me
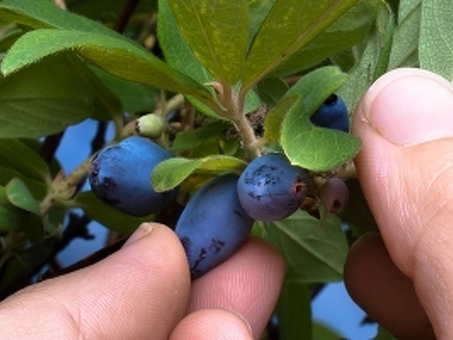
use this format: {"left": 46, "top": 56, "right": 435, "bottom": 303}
{"left": 189, "top": 237, "right": 285, "bottom": 338}
{"left": 353, "top": 67, "right": 453, "bottom": 146}
{"left": 170, "top": 309, "right": 253, "bottom": 340}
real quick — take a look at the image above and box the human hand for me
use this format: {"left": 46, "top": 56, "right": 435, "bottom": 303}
{"left": 0, "top": 223, "right": 285, "bottom": 339}
{"left": 345, "top": 68, "right": 453, "bottom": 339}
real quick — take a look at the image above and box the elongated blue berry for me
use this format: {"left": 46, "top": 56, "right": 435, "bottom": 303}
{"left": 89, "top": 136, "right": 176, "bottom": 216}
{"left": 175, "top": 174, "right": 254, "bottom": 279}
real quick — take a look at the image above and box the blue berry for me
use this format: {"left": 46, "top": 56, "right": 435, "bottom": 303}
{"left": 175, "top": 174, "right": 254, "bottom": 279}
{"left": 89, "top": 136, "right": 176, "bottom": 216}
{"left": 310, "top": 94, "right": 349, "bottom": 132}
{"left": 237, "top": 153, "right": 309, "bottom": 221}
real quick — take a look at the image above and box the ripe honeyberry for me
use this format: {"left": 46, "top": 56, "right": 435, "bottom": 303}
{"left": 310, "top": 94, "right": 349, "bottom": 132}
{"left": 88, "top": 136, "right": 176, "bottom": 216}
{"left": 237, "top": 153, "right": 309, "bottom": 221}
{"left": 175, "top": 173, "right": 254, "bottom": 279}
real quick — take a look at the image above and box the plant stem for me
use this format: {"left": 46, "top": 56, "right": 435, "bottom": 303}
{"left": 39, "top": 156, "right": 94, "bottom": 215}
{"left": 113, "top": 0, "right": 141, "bottom": 33}
{"left": 219, "top": 84, "right": 261, "bottom": 159}
{"left": 231, "top": 113, "right": 260, "bottom": 159}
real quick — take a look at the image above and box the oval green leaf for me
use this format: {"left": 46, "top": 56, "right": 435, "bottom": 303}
{"left": 269, "top": 0, "right": 379, "bottom": 77}
{"left": 152, "top": 155, "right": 247, "bottom": 192}
{"left": 0, "top": 185, "right": 27, "bottom": 232}
{"left": 1, "top": 29, "right": 212, "bottom": 102}
{"left": 0, "top": 139, "right": 50, "bottom": 181}
{"left": 0, "top": 53, "right": 120, "bottom": 138}
{"left": 168, "top": 0, "right": 249, "bottom": 85}
{"left": 267, "top": 210, "right": 349, "bottom": 282}
{"left": 5, "top": 177, "right": 41, "bottom": 215}
{"left": 263, "top": 94, "right": 299, "bottom": 143}
{"left": 419, "top": 0, "right": 453, "bottom": 81}
{"left": 243, "top": 0, "right": 358, "bottom": 89}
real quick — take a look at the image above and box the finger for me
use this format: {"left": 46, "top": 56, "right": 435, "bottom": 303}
{"left": 188, "top": 237, "right": 285, "bottom": 339}
{"left": 170, "top": 309, "right": 253, "bottom": 340}
{"left": 0, "top": 223, "right": 191, "bottom": 340}
{"left": 344, "top": 233, "right": 435, "bottom": 339}
{"left": 352, "top": 68, "right": 453, "bottom": 337}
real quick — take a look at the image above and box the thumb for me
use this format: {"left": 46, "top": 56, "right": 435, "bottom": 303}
{"left": 348, "top": 68, "right": 453, "bottom": 338}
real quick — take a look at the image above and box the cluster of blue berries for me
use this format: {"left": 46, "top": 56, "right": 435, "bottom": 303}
{"left": 88, "top": 94, "right": 350, "bottom": 279}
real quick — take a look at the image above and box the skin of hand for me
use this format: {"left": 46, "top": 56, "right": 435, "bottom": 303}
{"left": 345, "top": 68, "right": 453, "bottom": 339}
{"left": 0, "top": 223, "right": 286, "bottom": 339}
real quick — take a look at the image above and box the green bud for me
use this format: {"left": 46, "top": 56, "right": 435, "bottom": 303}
{"left": 136, "top": 113, "right": 166, "bottom": 139}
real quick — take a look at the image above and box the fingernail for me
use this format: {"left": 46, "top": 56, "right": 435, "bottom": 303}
{"left": 360, "top": 68, "right": 453, "bottom": 146}
{"left": 123, "top": 222, "right": 155, "bottom": 247}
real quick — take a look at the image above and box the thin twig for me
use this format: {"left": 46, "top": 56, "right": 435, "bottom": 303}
{"left": 39, "top": 131, "right": 65, "bottom": 165}
{"left": 113, "top": 0, "right": 141, "bottom": 33}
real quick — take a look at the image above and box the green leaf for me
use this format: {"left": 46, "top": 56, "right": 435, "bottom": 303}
{"left": 276, "top": 279, "right": 312, "bottom": 339}
{"left": 171, "top": 121, "right": 231, "bottom": 152}
{"left": 243, "top": 0, "right": 358, "bottom": 88}
{"left": 0, "top": 185, "right": 27, "bottom": 232}
{"left": 91, "top": 67, "right": 159, "bottom": 113}
{"left": 0, "top": 0, "right": 121, "bottom": 37}
{"left": 313, "top": 322, "right": 344, "bottom": 340}
{"left": 247, "top": 0, "right": 276, "bottom": 46}
{"left": 281, "top": 66, "right": 361, "bottom": 171}
{"left": 158, "top": 0, "right": 224, "bottom": 119}
{"left": 372, "top": 4, "right": 395, "bottom": 80}
{"left": 373, "top": 326, "right": 397, "bottom": 339}
{"left": 152, "top": 155, "right": 247, "bottom": 192}
{"left": 419, "top": 0, "right": 453, "bottom": 81}
{"left": 256, "top": 77, "right": 289, "bottom": 107}
{"left": 0, "top": 26, "right": 23, "bottom": 52}
{"left": 158, "top": 0, "right": 213, "bottom": 85}
{"left": 0, "top": 239, "right": 53, "bottom": 295}
{"left": 21, "top": 213, "right": 46, "bottom": 244}
{"left": 4, "top": 178, "right": 44, "bottom": 242}
{"left": 0, "top": 167, "right": 47, "bottom": 200}
{"left": 5, "top": 178, "right": 40, "bottom": 215}
{"left": 269, "top": 0, "right": 379, "bottom": 78}
{"left": 168, "top": 0, "right": 249, "bottom": 85}
{"left": 1, "top": 29, "right": 212, "bottom": 101}
{"left": 74, "top": 192, "right": 151, "bottom": 234}
{"left": 337, "top": 1, "right": 393, "bottom": 111}
{"left": 263, "top": 95, "right": 299, "bottom": 143}
{"left": 0, "top": 53, "right": 120, "bottom": 138}
{"left": 0, "top": 139, "right": 50, "bottom": 181}
{"left": 266, "top": 210, "right": 349, "bottom": 282}
{"left": 388, "top": 0, "right": 421, "bottom": 69}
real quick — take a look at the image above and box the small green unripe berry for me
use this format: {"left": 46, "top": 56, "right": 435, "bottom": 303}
{"left": 136, "top": 113, "right": 166, "bottom": 139}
